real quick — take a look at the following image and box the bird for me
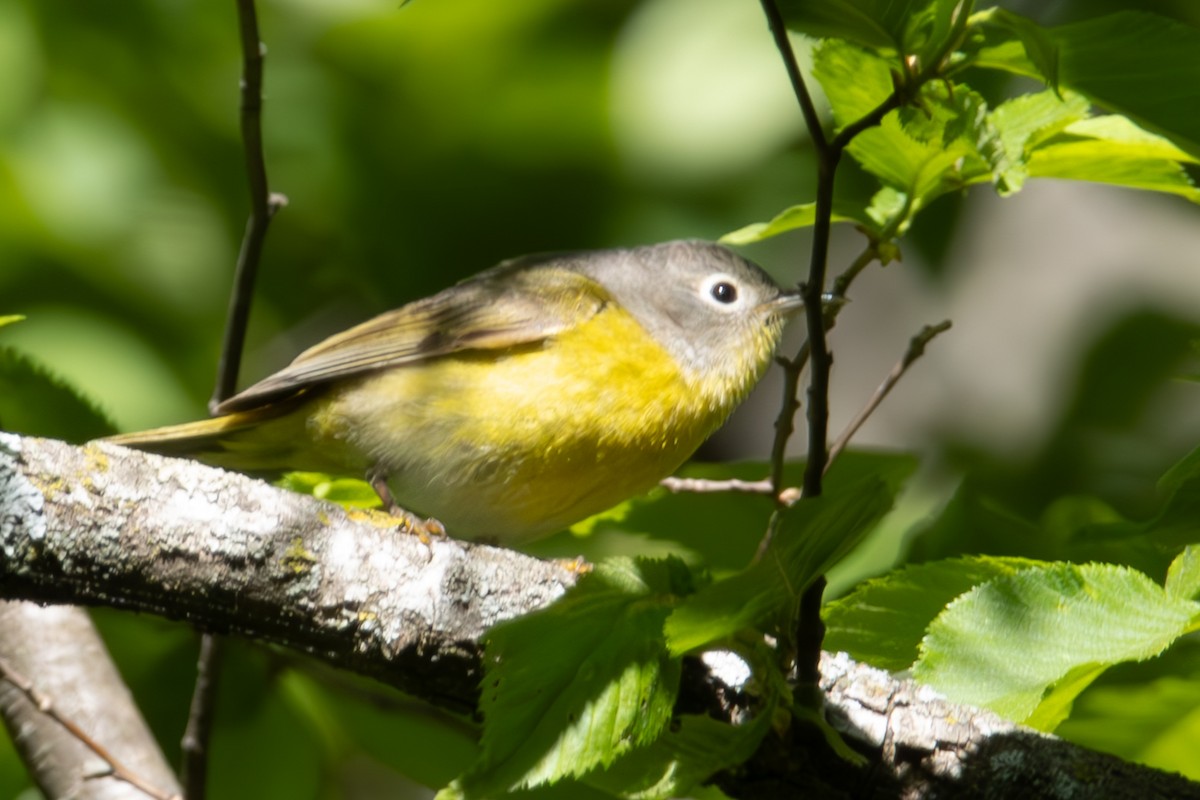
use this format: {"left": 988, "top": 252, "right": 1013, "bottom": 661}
{"left": 105, "top": 240, "right": 802, "bottom": 544}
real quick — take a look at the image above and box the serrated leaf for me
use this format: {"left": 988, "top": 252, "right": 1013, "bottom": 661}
{"left": 913, "top": 563, "right": 1200, "bottom": 726}
{"left": 0, "top": 347, "right": 115, "bottom": 441}
{"left": 815, "top": 43, "right": 1000, "bottom": 225}
{"left": 1052, "top": 12, "right": 1200, "bottom": 158}
{"left": 1023, "top": 662, "right": 1107, "bottom": 732}
{"left": 1026, "top": 125, "right": 1200, "bottom": 203}
{"left": 971, "top": 10, "right": 1200, "bottom": 157}
{"left": 988, "top": 90, "right": 1091, "bottom": 194}
{"left": 584, "top": 707, "right": 775, "bottom": 800}
{"left": 781, "top": 0, "right": 965, "bottom": 64}
{"left": 823, "top": 555, "right": 1043, "bottom": 671}
{"left": 779, "top": 0, "right": 907, "bottom": 53}
{"left": 443, "top": 558, "right": 686, "bottom": 799}
{"left": 1165, "top": 547, "right": 1200, "bottom": 603}
{"left": 968, "top": 7, "right": 1060, "bottom": 88}
{"left": 812, "top": 39, "right": 896, "bottom": 129}
{"left": 720, "top": 202, "right": 866, "bottom": 245}
{"left": 665, "top": 469, "right": 911, "bottom": 655}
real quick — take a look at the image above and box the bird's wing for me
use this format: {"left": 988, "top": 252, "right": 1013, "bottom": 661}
{"left": 217, "top": 265, "right": 608, "bottom": 412}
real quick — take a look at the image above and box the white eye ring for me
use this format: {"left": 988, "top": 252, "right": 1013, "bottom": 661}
{"left": 700, "top": 273, "right": 745, "bottom": 311}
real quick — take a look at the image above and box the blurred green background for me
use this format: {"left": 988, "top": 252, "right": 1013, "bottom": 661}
{"left": 3, "top": 0, "right": 1200, "bottom": 797}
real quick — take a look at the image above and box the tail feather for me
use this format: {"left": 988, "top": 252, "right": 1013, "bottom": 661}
{"left": 102, "top": 404, "right": 314, "bottom": 474}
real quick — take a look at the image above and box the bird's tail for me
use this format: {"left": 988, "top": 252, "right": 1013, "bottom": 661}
{"left": 102, "top": 403, "right": 312, "bottom": 474}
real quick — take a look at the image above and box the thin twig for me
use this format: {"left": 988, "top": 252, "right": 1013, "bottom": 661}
{"left": 209, "top": 0, "right": 287, "bottom": 415}
{"left": 0, "top": 655, "right": 181, "bottom": 800}
{"left": 831, "top": 243, "right": 884, "bottom": 299}
{"left": 825, "top": 320, "right": 952, "bottom": 471}
{"left": 756, "top": 0, "right": 916, "bottom": 698}
{"left": 188, "top": 3, "right": 282, "bottom": 798}
{"left": 179, "top": 635, "right": 223, "bottom": 800}
{"left": 661, "top": 476, "right": 774, "bottom": 495}
{"left": 757, "top": 0, "right": 828, "bottom": 157}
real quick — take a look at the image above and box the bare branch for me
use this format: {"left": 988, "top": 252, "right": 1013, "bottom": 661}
{"left": 0, "top": 603, "right": 183, "bottom": 800}
{"left": 209, "top": 0, "right": 287, "bottom": 413}
{"left": 757, "top": 0, "right": 827, "bottom": 157}
{"left": 0, "top": 433, "right": 575, "bottom": 711}
{"left": 179, "top": 635, "right": 222, "bottom": 800}
{"left": 660, "top": 476, "right": 775, "bottom": 496}
{"left": 826, "top": 320, "right": 952, "bottom": 471}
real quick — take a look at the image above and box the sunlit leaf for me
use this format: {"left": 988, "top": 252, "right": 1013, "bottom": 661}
{"left": 969, "top": 10, "right": 1200, "bottom": 157}
{"left": 823, "top": 555, "right": 1042, "bottom": 671}
{"left": 914, "top": 563, "right": 1200, "bottom": 725}
{"left": 442, "top": 558, "right": 686, "bottom": 799}
{"left": 812, "top": 38, "right": 895, "bottom": 128}
{"left": 720, "top": 202, "right": 868, "bottom": 244}
{"left": 665, "top": 467, "right": 913, "bottom": 655}
{"left": 988, "top": 89, "right": 1090, "bottom": 194}
{"left": 1165, "top": 548, "right": 1200, "bottom": 602}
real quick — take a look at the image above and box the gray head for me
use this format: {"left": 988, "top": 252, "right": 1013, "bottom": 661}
{"left": 572, "top": 239, "right": 802, "bottom": 402}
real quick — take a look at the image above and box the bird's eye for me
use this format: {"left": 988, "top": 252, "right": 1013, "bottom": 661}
{"left": 710, "top": 281, "right": 738, "bottom": 304}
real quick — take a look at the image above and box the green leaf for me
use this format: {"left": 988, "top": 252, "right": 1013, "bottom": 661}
{"left": 1158, "top": 443, "right": 1200, "bottom": 495}
{"left": 584, "top": 708, "right": 775, "bottom": 800}
{"left": 1026, "top": 118, "right": 1200, "bottom": 203}
{"left": 277, "top": 473, "right": 383, "bottom": 509}
{"left": 0, "top": 346, "right": 114, "bottom": 441}
{"left": 665, "top": 469, "right": 911, "bottom": 655}
{"left": 1053, "top": 12, "right": 1200, "bottom": 158}
{"left": 779, "top": 0, "right": 910, "bottom": 53}
{"left": 720, "top": 202, "right": 865, "bottom": 245}
{"left": 0, "top": 315, "right": 25, "bottom": 329}
{"left": 988, "top": 90, "right": 1091, "bottom": 194}
{"left": 968, "top": 7, "right": 1060, "bottom": 88}
{"left": 781, "top": 0, "right": 966, "bottom": 64}
{"left": 913, "top": 563, "right": 1200, "bottom": 726}
{"left": 970, "top": 10, "right": 1200, "bottom": 157}
{"left": 815, "top": 40, "right": 1002, "bottom": 228}
{"left": 1022, "top": 662, "right": 1107, "bottom": 732}
{"left": 1057, "top": 650, "right": 1200, "bottom": 780}
{"left": 823, "top": 555, "right": 1043, "bottom": 671}
{"left": 550, "top": 451, "right": 917, "bottom": 577}
{"left": 812, "top": 39, "right": 895, "bottom": 128}
{"left": 1165, "top": 547, "right": 1200, "bottom": 603}
{"left": 443, "top": 558, "right": 686, "bottom": 799}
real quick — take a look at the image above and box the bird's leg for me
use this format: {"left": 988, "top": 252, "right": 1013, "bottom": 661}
{"left": 367, "top": 469, "right": 446, "bottom": 541}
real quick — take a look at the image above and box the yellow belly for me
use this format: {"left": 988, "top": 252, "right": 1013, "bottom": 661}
{"left": 307, "top": 305, "right": 742, "bottom": 541}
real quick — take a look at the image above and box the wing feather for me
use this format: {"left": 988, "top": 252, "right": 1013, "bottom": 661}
{"left": 217, "top": 265, "right": 608, "bottom": 412}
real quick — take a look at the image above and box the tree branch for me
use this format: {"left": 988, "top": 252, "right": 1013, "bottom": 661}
{"left": 1, "top": 432, "right": 1196, "bottom": 797}
{"left": 0, "top": 603, "right": 182, "bottom": 800}
{"left": 0, "top": 433, "right": 575, "bottom": 712}
{"left": 209, "top": 0, "right": 286, "bottom": 414}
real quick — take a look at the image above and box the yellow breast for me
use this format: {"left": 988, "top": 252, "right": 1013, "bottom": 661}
{"left": 308, "top": 304, "right": 757, "bottom": 541}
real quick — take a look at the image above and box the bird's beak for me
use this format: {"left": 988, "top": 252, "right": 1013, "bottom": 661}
{"left": 763, "top": 292, "right": 805, "bottom": 317}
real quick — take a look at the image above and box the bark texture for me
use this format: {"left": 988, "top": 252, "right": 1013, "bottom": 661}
{"left": 0, "top": 603, "right": 182, "bottom": 800}
{"left": 1, "top": 433, "right": 1197, "bottom": 799}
